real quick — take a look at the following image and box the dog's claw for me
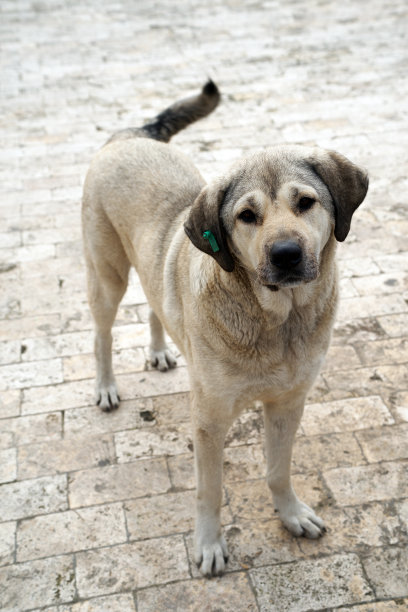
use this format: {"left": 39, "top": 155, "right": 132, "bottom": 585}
{"left": 150, "top": 348, "right": 177, "bottom": 372}
{"left": 96, "top": 383, "right": 120, "bottom": 412}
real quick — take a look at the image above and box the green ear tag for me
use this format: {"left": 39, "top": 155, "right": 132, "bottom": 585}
{"left": 202, "top": 230, "right": 220, "bottom": 253}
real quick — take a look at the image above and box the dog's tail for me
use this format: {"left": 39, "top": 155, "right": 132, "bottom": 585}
{"left": 107, "top": 80, "right": 220, "bottom": 145}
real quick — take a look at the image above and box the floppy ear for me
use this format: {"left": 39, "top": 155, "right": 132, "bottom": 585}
{"left": 310, "top": 150, "right": 369, "bottom": 242}
{"left": 184, "top": 184, "right": 235, "bottom": 272}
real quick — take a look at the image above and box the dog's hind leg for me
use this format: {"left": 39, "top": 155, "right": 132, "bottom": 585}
{"left": 149, "top": 309, "right": 177, "bottom": 372}
{"left": 84, "top": 227, "right": 130, "bottom": 411}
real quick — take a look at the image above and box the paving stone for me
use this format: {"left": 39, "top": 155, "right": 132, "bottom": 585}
{"left": 299, "top": 501, "right": 403, "bottom": 556}
{"left": 115, "top": 421, "right": 192, "bottom": 462}
{"left": 0, "top": 555, "right": 75, "bottom": 611}
{"left": 302, "top": 396, "right": 394, "bottom": 435}
{"left": 362, "top": 547, "right": 408, "bottom": 599}
{"left": 17, "top": 434, "right": 116, "bottom": 479}
{"left": 68, "top": 458, "right": 171, "bottom": 508}
{"left": 356, "top": 424, "right": 408, "bottom": 462}
{"left": 0, "top": 522, "right": 15, "bottom": 567}
{"left": 137, "top": 573, "right": 257, "bottom": 611}
{"left": 292, "top": 431, "right": 366, "bottom": 472}
{"left": 0, "top": 447, "right": 17, "bottom": 483}
{"left": 17, "top": 503, "right": 127, "bottom": 561}
{"left": 0, "top": 412, "right": 62, "bottom": 448}
{"left": 0, "top": 358, "right": 63, "bottom": 390}
{"left": 62, "top": 347, "right": 145, "bottom": 381}
{"left": 324, "top": 462, "right": 408, "bottom": 506}
{"left": 323, "top": 364, "right": 408, "bottom": 402}
{"left": 0, "top": 474, "right": 68, "bottom": 521}
{"left": 0, "top": 389, "right": 20, "bottom": 418}
{"left": 336, "top": 601, "right": 408, "bottom": 611}
{"left": 250, "top": 553, "right": 374, "bottom": 611}
{"left": 76, "top": 537, "right": 189, "bottom": 598}
{"left": 378, "top": 312, "right": 408, "bottom": 338}
{"left": 63, "top": 398, "right": 152, "bottom": 438}
{"left": 22, "top": 379, "right": 94, "bottom": 414}
{"left": 226, "top": 474, "right": 327, "bottom": 522}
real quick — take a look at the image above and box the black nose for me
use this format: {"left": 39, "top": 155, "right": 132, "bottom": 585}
{"left": 270, "top": 241, "right": 303, "bottom": 269}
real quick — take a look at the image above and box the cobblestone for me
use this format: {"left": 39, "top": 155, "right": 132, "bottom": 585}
{"left": 1, "top": 0, "right": 407, "bottom": 610}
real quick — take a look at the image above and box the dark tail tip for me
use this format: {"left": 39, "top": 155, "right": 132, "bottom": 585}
{"left": 203, "top": 79, "right": 219, "bottom": 97}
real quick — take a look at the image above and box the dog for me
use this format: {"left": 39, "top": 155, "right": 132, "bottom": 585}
{"left": 82, "top": 81, "right": 368, "bottom": 576}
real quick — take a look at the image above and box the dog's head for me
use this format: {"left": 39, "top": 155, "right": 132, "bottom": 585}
{"left": 184, "top": 146, "right": 368, "bottom": 290}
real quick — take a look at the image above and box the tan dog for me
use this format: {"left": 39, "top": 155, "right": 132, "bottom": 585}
{"left": 82, "top": 82, "right": 368, "bottom": 576}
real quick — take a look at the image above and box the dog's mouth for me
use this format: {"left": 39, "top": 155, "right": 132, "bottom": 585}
{"left": 263, "top": 271, "right": 318, "bottom": 292}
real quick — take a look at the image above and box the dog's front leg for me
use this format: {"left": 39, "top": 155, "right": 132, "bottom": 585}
{"left": 263, "top": 396, "right": 326, "bottom": 539}
{"left": 192, "top": 398, "right": 230, "bottom": 577}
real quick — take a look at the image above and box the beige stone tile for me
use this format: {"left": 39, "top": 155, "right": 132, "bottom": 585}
{"left": 375, "top": 252, "right": 408, "bottom": 274}
{"left": 378, "top": 312, "right": 408, "bottom": 338}
{"left": 332, "top": 317, "right": 386, "bottom": 345}
{"left": 151, "top": 391, "right": 191, "bottom": 425}
{"left": 0, "top": 555, "right": 75, "bottom": 611}
{"left": 0, "top": 474, "right": 67, "bottom": 521}
{"left": 167, "top": 453, "right": 195, "bottom": 490}
{"left": 323, "top": 364, "right": 408, "bottom": 402}
{"left": 340, "top": 257, "right": 381, "bottom": 278}
{"left": 115, "top": 421, "right": 192, "bottom": 462}
{"left": 0, "top": 358, "right": 63, "bottom": 390}
{"left": 0, "top": 339, "right": 20, "bottom": 365}
{"left": 225, "top": 406, "right": 264, "bottom": 447}
{"left": 356, "top": 337, "right": 408, "bottom": 366}
{"left": 226, "top": 474, "right": 327, "bottom": 522}
{"left": 363, "top": 547, "right": 408, "bottom": 599}
{"left": 125, "top": 489, "right": 232, "bottom": 542}
{"left": 20, "top": 331, "right": 93, "bottom": 362}
{"left": 64, "top": 398, "right": 152, "bottom": 438}
{"left": 76, "top": 537, "right": 189, "bottom": 597}
{"left": 223, "top": 444, "right": 266, "bottom": 482}
{"left": 0, "top": 412, "right": 62, "bottom": 448}
{"left": 62, "top": 347, "right": 145, "bottom": 381}
{"left": 0, "top": 447, "right": 17, "bottom": 483}
{"left": 0, "top": 389, "right": 20, "bottom": 418}
{"left": 69, "top": 459, "right": 171, "bottom": 508}
{"left": 0, "top": 521, "right": 15, "bottom": 567}
{"left": 356, "top": 424, "right": 408, "bottom": 462}
{"left": 299, "top": 502, "right": 402, "bottom": 556}
{"left": 137, "top": 573, "right": 257, "bottom": 611}
{"left": 115, "top": 366, "right": 190, "bottom": 400}
{"left": 302, "top": 396, "right": 394, "bottom": 435}
{"left": 250, "top": 553, "right": 373, "bottom": 611}
{"left": 336, "top": 294, "right": 407, "bottom": 322}
{"left": 219, "top": 520, "right": 304, "bottom": 573}
{"left": 324, "top": 462, "right": 408, "bottom": 506}
{"left": 71, "top": 594, "right": 136, "bottom": 612}
{"left": 336, "top": 601, "right": 408, "bottom": 611}
{"left": 292, "top": 432, "right": 366, "bottom": 472}
{"left": 321, "top": 344, "right": 361, "bottom": 371}
{"left": 0, "top": 314, "right": 61, "bottom": 341}
{"left": 18, "top": 434, "right": 115, "bottom": 479}
{"left": 352, "top": 273, "right": 408, "bottom": 296}
{"left": 22, "top": 379, "right": 94, "bottom": 414}
{"left": 17, "top": 503, "right": 127, "bottom": 562}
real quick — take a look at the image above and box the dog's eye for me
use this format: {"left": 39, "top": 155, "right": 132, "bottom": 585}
{"left": 298, "top": 197, "right": 315, "bottom": 211}
{"left": 238, "top": 209, "right": 257, "bottom": 223}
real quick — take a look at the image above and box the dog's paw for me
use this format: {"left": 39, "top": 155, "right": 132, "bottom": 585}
{"left": 96, "top": 383, "right": 120, "bottom": 412}
{"left": 195, "top": 535, "right": 229, "bottom": 577}
{"left": 150, "top": 347, "right": 177, "bottom": 372}
{"left": 277, "top": 499, "right": 326, "bottom": 539}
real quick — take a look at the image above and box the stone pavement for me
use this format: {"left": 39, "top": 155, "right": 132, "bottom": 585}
{"left": 0, "top": 0, "right": 407, "bottom": 610}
